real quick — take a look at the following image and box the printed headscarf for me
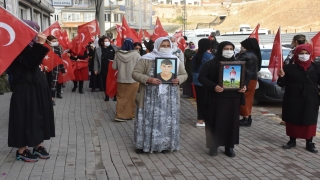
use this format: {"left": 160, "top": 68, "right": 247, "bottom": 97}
{"left": 22, "top": 20, "right": 40, "bottom": 47}
{"left": 141, "top": 37, "right": 177, "bottom": 60}
{"left": 293, "top": 44, "right": 312, "bottom": 71}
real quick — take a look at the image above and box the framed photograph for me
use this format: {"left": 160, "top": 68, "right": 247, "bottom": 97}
{"left": 218, "top": 61, "right": 246, "bottom": 90}
{"left": 155, "top": 57, "right": 178, "bottom": 84}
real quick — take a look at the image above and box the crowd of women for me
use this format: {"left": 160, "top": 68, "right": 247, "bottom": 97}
{"left": 4, "top": 19, "right": 320, "bottom": 163}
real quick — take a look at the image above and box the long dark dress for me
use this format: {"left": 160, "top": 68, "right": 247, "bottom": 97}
{"left": 183, "top": 48, "right": 196, "bottom": 97}
{"left": 198, "top": 58, "right": 248, "bottom": 149}
{"left": 277, "top": 63, "right": 320, "bottom": 139}
{"left": 88, "top": 47, "right": 103, "bottom": 90}
{"left": 8, "top": 43, "right": 55, "bottom": 148}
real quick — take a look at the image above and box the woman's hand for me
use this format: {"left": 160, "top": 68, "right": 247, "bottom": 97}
{"left": 76, "top": 59, "right": 80, "bottom": 62}
{"left": 37, "top": 33, "right": 47, "bottom": 44}
{"left": 147, "top": 78, "right": 162, "bottom": 85}
{"left": 238, "top": 85, "right": 247, "bottom": 93}
{"left": 94, "top": 71, "right": 98, "bottom": 75}
{"left": 172, "top": 78, "right": 179, "bottom": 85}
{"left": 279, "top": 69, "right": 285, "bottom": 77}
{"left": 214, "top": 85, "right": 224, "bottom": 93}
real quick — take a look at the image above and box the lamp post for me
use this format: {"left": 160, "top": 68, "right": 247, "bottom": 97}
{"left": 109, "top": 0, "right": 112, "bottom": 37}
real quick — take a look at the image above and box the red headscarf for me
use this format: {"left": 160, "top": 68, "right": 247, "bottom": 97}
{"left": 293, "top": 44, "right": 312, "bottom": 71}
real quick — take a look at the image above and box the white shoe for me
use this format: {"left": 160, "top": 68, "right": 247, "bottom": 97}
{"left": 196, "top": 122, "right": 205, "bottom": 127}
{"left": 61, "top": 90, "right": 63, "bottom": 94}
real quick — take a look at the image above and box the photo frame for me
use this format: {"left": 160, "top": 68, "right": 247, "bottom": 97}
{"left": 218, "top": 61, "right": 246, "bottom": 91}
{"left": 155, "top": 57, "right": 178, "bottom": 84}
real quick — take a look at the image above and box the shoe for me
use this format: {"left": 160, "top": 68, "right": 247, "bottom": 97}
{"left": 72, "top": 87, "right": 77, "bottom": 92}
{"left": 61, "top": 90, "right": 63, "bottom": 94}
{"left": 113, "top": 97, "right": 117, "bottom": 101}
{"left": 115, "top": 118, "right": 127, "bottom": 122}
{"left": 196, "top": 122, "right": 205, "bottom": 127}
{"left": 33, "top": 146, "right": 50, "bottom": 159}
{"left": 239, "top": 117, "right": 251, "bottom": 127}
{"left": 306, "top": 142, "right": 318, "bottom": 153}
{"left": 79, "top": 90, "right": 84, "bottom": 94}
{"left": 56, "top": 94, "right": 63, "bottom": 99}
{"left": 224, "top": 147, "right": 235, "bottom": 157}
{"left": 0, "top": 92, "right": 3, "bottom": 95}
{"left": 105, "top": 96, "right": 109, "bottom": 101}
{"left": 135, "top": 149, "right": 144, "bottom": 154}
{"left": 161, "top": 150, "right": 170, "bottom": 154}
{"left": 282, "top": 140, "right": 296, "bottom": 149}
{"left": 209, "top": 148, "right": 218, "bottom": 156}
{"left": 16, "top": 149, "right": 38, "bottom": 162}
{"left": 52, "top": 100, "right": 56, "bottom": 106}
{"left": 280, "top": 121, "right": 286, "bottom": 125}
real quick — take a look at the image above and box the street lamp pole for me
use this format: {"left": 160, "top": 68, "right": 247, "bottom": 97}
{"left": 139, "top": 0, "right": 142, "bottom": 29}
{"left": 97, "top": 0, "right": 105, "bottom": 35}
{"left": 109, "top": 0, "right": 112, "bottom": 37}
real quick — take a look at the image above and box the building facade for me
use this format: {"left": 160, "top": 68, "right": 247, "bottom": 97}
{"left": 156, "top": 0, "right": 201, "bottom": 5}
{"left": 123, "top": 0, "right": 154, "bottom": 30}
{"left": 0, "top": 0, "right": 54, "bottom": 31}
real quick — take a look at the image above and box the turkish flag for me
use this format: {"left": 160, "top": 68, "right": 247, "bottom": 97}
{"left": 311, "top": 32, "right": 320, "bottom": 61}
{"left": 71, "top": 27, "right": 91, "bottom": 55}
{"left": 143, "top": 29, "right": 151, "bottom": 39}
{"left": 78, "top": 19, "right": 100, "bottom": 36}
{"left": 174, "top": 30, "right": 187, "bottom": 52}
{"left": 268, "top": 27, "right": 282, "bottom": 82}
{"left": 43, "top": 21, "right": 61, "bottom": 37}
{"left": 151, "top": 17, "right": 169, "bottom": 41}
{"left": 58, "top": 53, "right": 75, "bottom": 83}
{"left": 0, "top": 6, "right": 38, "bottom": 74}
{"left": 115, "top": 24, "right": 122, "bottom": 47}
{"left": 42, "top": 44, "right": 64, "bottom": 72}
{"left": 248, "top": 23, "right": 260, "bottom": 44}
{"left": 121, "top": 16, "right": 140, "bottom": 43}
{"left": 61, "top": 30, "right": 71, "bottom": 50}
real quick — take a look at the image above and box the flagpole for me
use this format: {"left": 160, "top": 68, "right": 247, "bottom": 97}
{"left": 279, "top": 26, "right": 283, "bottom": 69}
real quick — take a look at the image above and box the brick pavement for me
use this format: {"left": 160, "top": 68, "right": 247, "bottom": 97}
{"left": 0, "top": 82, "right": 320, "bottom": 180}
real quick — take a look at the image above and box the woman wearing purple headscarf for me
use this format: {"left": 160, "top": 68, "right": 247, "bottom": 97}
{"left": 112, "top": 38, "right": 141, "bottom": 122}
{"left": 8, "top": 20, "right": 55, "bottom": 162}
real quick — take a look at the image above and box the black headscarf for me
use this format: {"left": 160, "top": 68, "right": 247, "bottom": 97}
{"left": 240, "top": 38, "right": 262, "bottom": 70}
{"left": 214, "top": 41, "right": 235, "bottom": 61}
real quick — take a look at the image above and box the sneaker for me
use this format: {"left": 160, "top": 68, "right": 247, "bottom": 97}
{"left": 16, "top": 149, "right": 38, "bottom": 162}
{"left": 33, "top": 146, "right": 50, "bottom": 159}
{"left": 196, "top": 122, "right": 205, "bottom": 127}
{"left": 115, "top": 118, "right": 127, "bottom": 122}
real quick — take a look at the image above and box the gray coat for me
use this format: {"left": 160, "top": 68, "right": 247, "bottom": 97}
{"left": 93, "top": 45, "right": 120, "bottom": 73}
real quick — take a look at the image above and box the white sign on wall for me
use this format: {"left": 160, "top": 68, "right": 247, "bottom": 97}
{"left": 52, "top": 0, "right": 73, "bottom": 6}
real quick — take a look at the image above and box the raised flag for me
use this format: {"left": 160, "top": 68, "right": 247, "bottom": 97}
{"left": 121, "top": 16, "right": 139, "bottom": 43}
{"left": 268, "top": 27, "right": 282, "bottom": 82}
{"left": 115, "top": 24, "right": 122, "bottom": 47}
{"left": 311, "top": 32, "right": 320, "bottom": 61}
{"left": 42, "top": 44, "right": 64, "bottom": 72}
{"left": 143, "top": 29, "right": 151, "bottom": 39}
{"left": 151, "top": 17, "right": 169, "bottom": 41}
{"left": 58, "top": 53, "right": 75, "bottom": 83}
{"left": 248, "top": 23, "right": 260, "bottom": 43}
{"left": 43, "top": 21, "right": 61, "bottom": 37}
{"left": 78, "top": 19, "right": 100, "bottom": 36}
{"left": 70, "top": 27, "right": 91, "bottom": 55}
{"left": 174, "top": 30, "right": 187, "bottom": 52}
{"left": 0, "top": 6, "right": 38, "bottom": 74}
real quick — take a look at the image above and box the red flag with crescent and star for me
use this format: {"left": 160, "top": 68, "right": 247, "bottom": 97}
{"left": 151, "top": 17, "right": 169, "bottom": 41}
{"left": 143, "top": 29, "right": 151, "bottom": 39}
{"left": 78, "top": 19, "right": 100, "bottom": 36}
{"left": 58, "top": 52, "right": 75, "bottom": 83}
{"left": 311, "top": 32, "right": 320, "bottom": 61}
{"left": 43, "top": 21, "right": 61, "bottom": 37}
{"left": 42, "top": 44, "right": 64, "bottom": 72}
{"left": 268, "top": 27, "right": 282, "bottom": 82}
{"left": 0, "top": 6, "right": 38, "bottom": 74}
{"left": 70, "top": 27, "right": 91, "bottom": 55}
{"left": 174, "top": 30, "right": 187, "bottom": 52}
{"left": 115, "top": 24, "right": 123, "bottom": 47}
{"left": 121, "top": 16, "right": 140, "bottom": 43}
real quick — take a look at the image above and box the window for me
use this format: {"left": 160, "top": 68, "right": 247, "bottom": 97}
{"left": 84, "top": 13, "right": 95, "bottom": 22}
{"left": 114, "top": 14, "right": 119, "bottom": 22}
{"left": 54, "top": 14, "right": 59, "bottom": 21}
{"left": 105, "top": 13, "right": 111, "bottom": 22}
{"left": 62, "top": 13, "right": 81, "bottom": 22}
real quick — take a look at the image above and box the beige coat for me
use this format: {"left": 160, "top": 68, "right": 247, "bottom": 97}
{"left": 132, "top": 58, "right": 188, "bottom": 108}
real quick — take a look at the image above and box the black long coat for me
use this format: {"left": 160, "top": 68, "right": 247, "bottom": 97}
{"left": 8, "top": 43, "right": 55, "bottom": 148}
{"left": 277, "top": 63, "right": 320, "bottom": 126}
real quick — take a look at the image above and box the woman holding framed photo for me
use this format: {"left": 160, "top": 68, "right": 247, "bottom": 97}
{"left": 198, "top": 41, "right": 249, "bottom": 157}
{"left": 132, "top": 37, "right": 188, "bottom": 153}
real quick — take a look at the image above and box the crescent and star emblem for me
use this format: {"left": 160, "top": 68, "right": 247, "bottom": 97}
{"left": 0, "top": 22, "right": 16, "bottom": 46}
{"left": 88, "top": 25, "right": 96, "bottom": 33}
{"left": 63, "top": 60, "right": 69, "bottom": 67}
{"left": 51, "top": 28, "right": 60, "bottom": 36}
{"left": 154, "top": 25, "right": 159, "bottom": 35}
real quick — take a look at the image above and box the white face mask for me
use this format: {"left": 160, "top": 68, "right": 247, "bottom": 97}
{"left": 159, "top": 47, "right": 172, "bottom": 54}
{"left": 222, "top": 50, "right": 234, "bottom": 58}
{"left": 172, "top": 42, "right": 178, "bottom": 47}
{"left": 298, "top": 54, "right": 310, "bottom": 62}
{"left": 104, "top": 42, "right": 110, "bottom": 47}
{"left": 50, "top": 42, "right": 59, "bottom": 47}
{"left": 90, "top": 44, "right": 95, "bottom": 48}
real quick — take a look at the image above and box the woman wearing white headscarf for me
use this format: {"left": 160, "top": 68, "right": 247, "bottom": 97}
{"left": 132, "top": 37, "right": 188, "bottom": 153}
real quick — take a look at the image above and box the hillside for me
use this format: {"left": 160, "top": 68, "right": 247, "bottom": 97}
{"left": 154, "top": 0, "right": 320, "bottom": 34}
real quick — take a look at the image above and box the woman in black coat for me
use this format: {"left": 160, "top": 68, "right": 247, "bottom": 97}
{"left": 8, "top": 21, "right": 54, "bottom": 162}
{"left": 278, "top": 44, "right": 320, "bottom": 153}
{"left": 198, "top": 41, "right": 249, "bottom": 157}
